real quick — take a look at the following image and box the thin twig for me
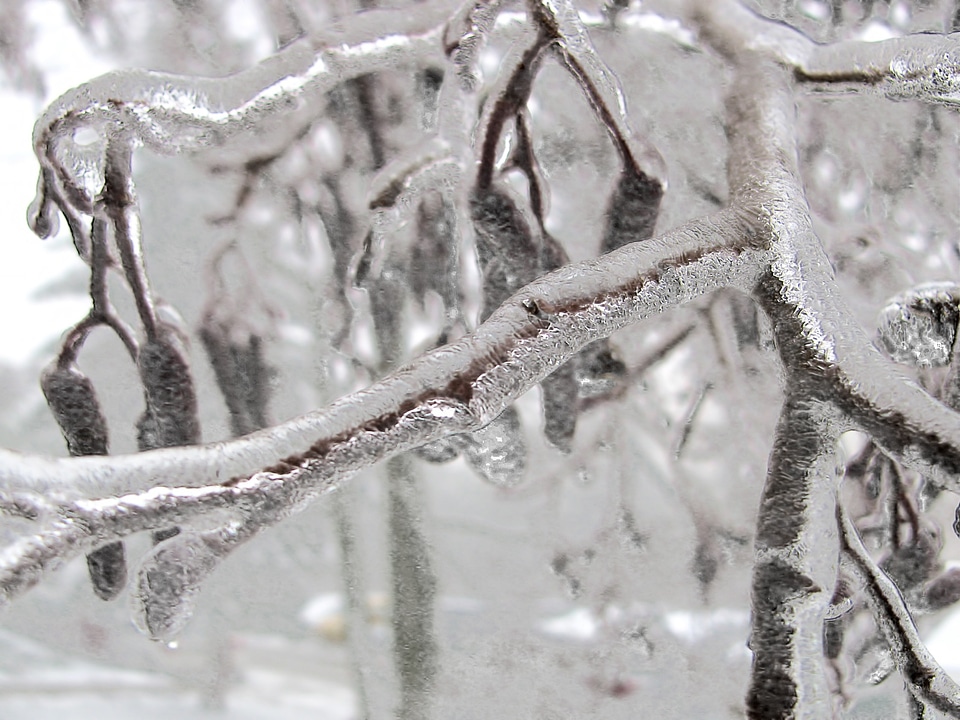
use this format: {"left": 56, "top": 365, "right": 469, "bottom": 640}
{"left": 839, "top": 500, "right": 960, "bottom": 718}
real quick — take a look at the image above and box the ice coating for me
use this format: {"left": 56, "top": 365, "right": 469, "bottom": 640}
{"left": 27, "top": 0, "right": 452, "bottom": 238}
{"left": 5, "top": 0, "right": 960, "bottom": 708}
{"left": 877, "top": 283, "right": 960, "bottom": 368}
{"left": 801, "top": 33, "right": 960, "bottom": 105}
{"left": 0, "top": 213, "right": 763, "bottom": 607}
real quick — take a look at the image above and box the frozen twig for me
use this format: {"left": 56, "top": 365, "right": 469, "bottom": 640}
{"left": 26, "top": 0, "right": 454, "bottom": 241}
{"left": 1, "top": 210, "right": 760, "bottom": 605}
{"left": 799, "top": 33, "right": 960, "bottom": 106}
{"left": 839, "top": 501, "right": 960, "bottom": 717}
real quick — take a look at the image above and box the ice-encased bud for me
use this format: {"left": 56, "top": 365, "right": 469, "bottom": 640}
{"left": 921, "top": 567, "right": 960, "bottom": 612}
{"left": 133, "top": 530, "right": 230, "bottom": 642}
{"left": 459, "top": 406, "right": 526, "bottom": 487}
{"left": 41, "top": 360, "right": 128, "bottom": 601}
{"left": 41, "top": 361, "right": 109, "bottom": 457}
{"left": 137, "top": 326, "right": 201, "bottom": 449}
{"left": 877, "top": 283, "right": 960, "bottom": 367}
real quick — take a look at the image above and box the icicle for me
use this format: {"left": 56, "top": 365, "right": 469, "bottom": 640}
{"left": 458, "top": 406, "right": 526, "bottom": 487}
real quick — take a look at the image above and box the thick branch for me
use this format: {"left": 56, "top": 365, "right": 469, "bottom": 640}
{"left": 747, "top": 394, "right": 841, "bottom": 720}
{"left": 721, "top": 50, "right": 960, "bottom": 496}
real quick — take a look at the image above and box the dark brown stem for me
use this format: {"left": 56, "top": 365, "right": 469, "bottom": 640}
{"left": 101, "top": 141, "right": 159, "bottom": 340}
{"left": 476, "top": 31, "right": 551, "bottom": 190}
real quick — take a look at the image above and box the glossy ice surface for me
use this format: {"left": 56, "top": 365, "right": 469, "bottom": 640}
{"left": 1, "top": 0, "right": 959, "bottom": 717}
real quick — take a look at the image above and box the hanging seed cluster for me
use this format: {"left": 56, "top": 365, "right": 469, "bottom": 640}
{"left": 41, "top": 361, "right": 127, "bottom": 600}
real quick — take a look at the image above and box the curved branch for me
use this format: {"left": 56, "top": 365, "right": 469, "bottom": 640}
{"left": 27, "top": 0, "right": 454, "bottom": 236}
{"left": 0, "top": 209, "right": 761, "bottom": 605}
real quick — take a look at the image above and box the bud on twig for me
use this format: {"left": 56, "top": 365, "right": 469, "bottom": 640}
{"left": 137, "top": 327, "right": 201, "bottom": 450}
{"left": 136, "top": 326, "right": 201, "bottom": 547}
{"left": 41, "top": 361, "right": 127, "bottom": 600}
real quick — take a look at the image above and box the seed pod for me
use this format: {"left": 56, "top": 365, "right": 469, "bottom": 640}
{"left": 823, "top": 616, "right": 848, "bottom": 660}
{"left": 41, "top": 361, "right": 127, "bottom": 600}
{"left": 137, "top": 327, "right": 200, "bottom": 548}
{"left": 200, "top": 321, "right": 273, "bottom": 438}
{"left": 137, "top": 327, "right": 201, "bottom": 449}
{"left": 921, "top": 567, "right": 960, "bottom": 612}
{"left": 412, "top": 191, "right": 459, "bottom": 316}
{"left": 41, "top": 362, "right": 109, "bottom": 457}
{"left": 536, "top": 231, "right": 581, "bottom": 452}
{"left": 541, "top": 360, "right": 578, "bottom": 454}
{"left": 470, "top": 186, "right": 539, "bottom": 321}
{"left": 880, "top": 525, "right": 941, "bottom": 592}
{"left": 85, "top": 542, "right": 127, "bottom": 600}
{"left": 600, "top": 169, "right": 663, "bottom": 254}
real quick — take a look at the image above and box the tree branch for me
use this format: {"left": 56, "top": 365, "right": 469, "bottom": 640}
{"left": 747, "top": 394, "right": 842, "bottom": 720}
{"left": 0, "top": 210, "right": 760, "bottom": 606}
{"left": 839, "top": 500, "right": 960, "bottom": 718}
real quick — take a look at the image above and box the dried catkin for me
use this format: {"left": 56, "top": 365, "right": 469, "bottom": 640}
{"left": 137, "top": 329, "right": 201, "bottom": 449}
{"left": 42, "top": 362, "right": 127, "bottom": 600}
{"left": 136, "top": 327, "right": 201, "bottom": 547}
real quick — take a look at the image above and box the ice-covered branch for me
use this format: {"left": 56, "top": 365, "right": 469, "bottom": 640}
{"left": 659, "top": 0, "right": 960, "bottom": 107}
{"left": 27, "top": 0, "right": 454, "bottom": 238}
{"left": 839, "top": 501, "right": 960, "bottom": 717}
{"left": 0, "top": 210, "right": 761, "bottom": 607}
{"left": 747, "top": 395, "right": 841, "bottom": 720}
{"left": 712, "top": 22, "right": 960, "bottom": 496}
{"left": 799, "top": 33, "right": 960, "bottom": 106}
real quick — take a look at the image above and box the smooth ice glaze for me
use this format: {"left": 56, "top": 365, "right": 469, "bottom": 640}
{"left": 3, "top": 0, "right": 960, "bottom": 717}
